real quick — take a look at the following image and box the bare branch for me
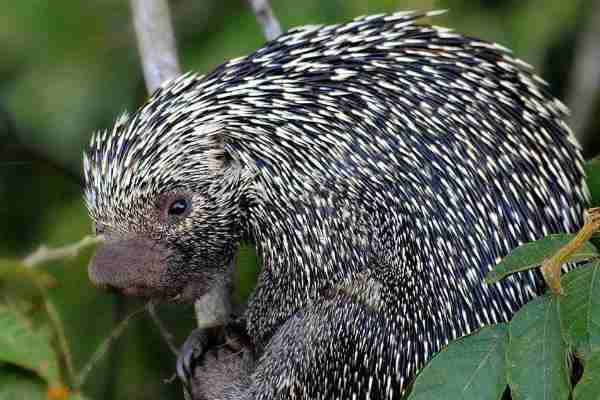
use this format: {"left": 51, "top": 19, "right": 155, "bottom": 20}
{"left": 44, "top": 299, "right": 77, "bottom": 388}
{"left": 246, "top": 0, "right": 283, "bottom": 41}
{"left": 565, "top": 1, "right": 600, "bottom": 149}
{"left": 23, "top": 235, "right": 104, "bottom": 268}
{"left": 148, "top": 301, "right": 179, "bottom": 355}
{"left": 130, "top": 0, "right": 181, "bottom": 92}
{"left": 75, "top": 306, "right": 147, "bottom": 389}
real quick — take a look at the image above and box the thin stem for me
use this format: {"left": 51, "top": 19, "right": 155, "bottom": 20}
{"left": 22, "top": 235, "right": 104, "bottom": 268}
{"left": 130, "top": 0, "right": 182, "bottom": 93}
{"left": 246, "top": 0, "right": 283, "bottom": 41}
{"left": 541, "top": 208, "right": 600, "bottom": 294}
{"left": 19, "top": 235, "right": 104, "bottom": 386}
{"left": 75, "top": 306, "right": 147, "bottom": 388}
{"left": 147, "top": 302, "right": 179, "bottom": 355}
{"left": 44, "top": 298, "right": 76, "bottom": 388}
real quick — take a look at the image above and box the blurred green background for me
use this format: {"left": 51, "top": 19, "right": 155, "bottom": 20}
{"left": 0, "top": 0, "right": 598, "bottom": 399}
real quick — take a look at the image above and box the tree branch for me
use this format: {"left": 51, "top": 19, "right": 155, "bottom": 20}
{"left": 75, "top": 306, "right": 147, "bottom": 388}
{"left": 130, "top": 0, "right": 181, "bottom": 93}
{"left": 23, "top": 235, "right": 104, "bottom": 268}
{"left": 147, "top": 301, "right": 179, "bottom": 355}
{"left": 246, "top": 0, "right": 282, "bottom": 41}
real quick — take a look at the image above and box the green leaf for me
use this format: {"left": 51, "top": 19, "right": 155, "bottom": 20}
{"left": 560, "top": 261, "right": 600, "bottom": 356}
{"left": 585, "top": 160, "right": 600, "bottom": 208}
{"left": 0, "top": 365, "right": 46, "bottom": 400}
{"left": 0, "top": 306, "right": 61, "bottom": 385}
{"left": 486, "top": 234, "right": 598, "bottom": 283}
{"left": 407, "top": 324, "right": 508, "bottom": 400}
{"left": 507, "top": 295, "right": 570, "bottom": 400}
{"left": 573, "top": 351, "right": 600, "bottom": 400}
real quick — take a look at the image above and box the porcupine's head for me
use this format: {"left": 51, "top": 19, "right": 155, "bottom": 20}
{"left": 83, "top": 77, "right": 253, "bottom": 302}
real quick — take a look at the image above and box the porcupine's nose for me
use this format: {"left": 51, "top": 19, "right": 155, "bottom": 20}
{"left": 89, "top": 238, "right": 170, "bottom": 298}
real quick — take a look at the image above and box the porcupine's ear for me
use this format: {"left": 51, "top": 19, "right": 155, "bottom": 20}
{"left": 194, "top": 123, "right": 230, "bottom": 176}
{"left": 197, "top": 123, "right": 253, "bottom": 180}
{"left": 211, "top": 132, "right": 259, "bottom": 223}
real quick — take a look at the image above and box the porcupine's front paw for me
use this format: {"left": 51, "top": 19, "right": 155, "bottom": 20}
{"left": 177, "top": 323, "right": 255, "bottom": 400}
{"left": 177, "top": 328, "right": 208, "bottom": 399}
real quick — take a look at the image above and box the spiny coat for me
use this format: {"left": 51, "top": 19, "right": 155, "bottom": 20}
{"left": 84, "top": 11, "right": 588, "bottom": 399}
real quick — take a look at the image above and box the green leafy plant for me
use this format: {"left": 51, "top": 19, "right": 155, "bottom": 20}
{"left": 407, "top": 203, "right": 600, "bottom": 400}
{"left": 0, "top": 238, "right": 102, "bottom": 400}
{"left": 408, "top": 240, "right": 600, "bottom": 399}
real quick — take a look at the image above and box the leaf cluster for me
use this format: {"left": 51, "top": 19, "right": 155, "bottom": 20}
{"left": 406, "top": 160, "right": 600, "bottom": 400}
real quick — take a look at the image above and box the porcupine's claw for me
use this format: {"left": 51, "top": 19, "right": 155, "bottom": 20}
{"left": 176, "top": 328, "right": 209, "bottom": 400}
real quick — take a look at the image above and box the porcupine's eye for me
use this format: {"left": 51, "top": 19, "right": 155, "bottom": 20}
{"left": 168, "top": 198, "right": 189, "bottom": 216}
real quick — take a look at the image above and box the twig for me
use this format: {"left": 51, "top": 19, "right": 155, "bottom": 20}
{"left": 565, "top": 1, "right": 600, "bottom": 150}
{"left": 75, "top": 306, "right": 147, "bottom": 389}
{"left": 246, "top": 0, "right": 282, "bottom": 41}
{"left": 147, "top": 301, "right": 179, "bottom": 355}
{"left": 23, "top": 235, "right": 105, "bottom": 268}
{"left": 14, "top": 234, "right": 104, "bottom": 389}
{"left": 541, "top": 208, "right": 600, "bottom": 294}
{"left": 130, "top": 0, "right": 181, "bottom": 92}
{"left": 102, "top": 296, "right": 126, "bottom": 400}
{"left": 44, "top": 298, "right": 76, "bottom": 388}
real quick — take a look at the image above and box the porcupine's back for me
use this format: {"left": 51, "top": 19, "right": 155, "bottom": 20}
{"left": 192, "top": 11, "right": 589, "bottom": 345}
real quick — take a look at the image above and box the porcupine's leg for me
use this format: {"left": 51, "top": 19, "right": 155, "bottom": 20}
{"left": 181, "top": 290, "right": 409, "bottom": 400}
{"left": 177, "top": 317, "right": 254, "bottom": 400}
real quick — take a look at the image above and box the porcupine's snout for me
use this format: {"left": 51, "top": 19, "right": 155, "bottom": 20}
{"left": 89, "top": 238, "right": 171, "bottom": 298}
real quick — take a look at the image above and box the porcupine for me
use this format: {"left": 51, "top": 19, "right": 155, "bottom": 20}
{"left": 83, "top": 10, "right": 588, "bottom": 399}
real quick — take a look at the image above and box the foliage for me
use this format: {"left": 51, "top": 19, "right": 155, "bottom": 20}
{"left": 485, "top": 234, "right": 597, "bottom": 283}
{"left": 408, "top": 324, "right": 509, "bottom": 400}
{"left": 0, "top": 255, "right": 89, "bottom": 399}
{"left": 406, "top": 166, "right": 600, "bottom": 400}
{"left": 408, "top": 249, "right": 600, "bottom": 400}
